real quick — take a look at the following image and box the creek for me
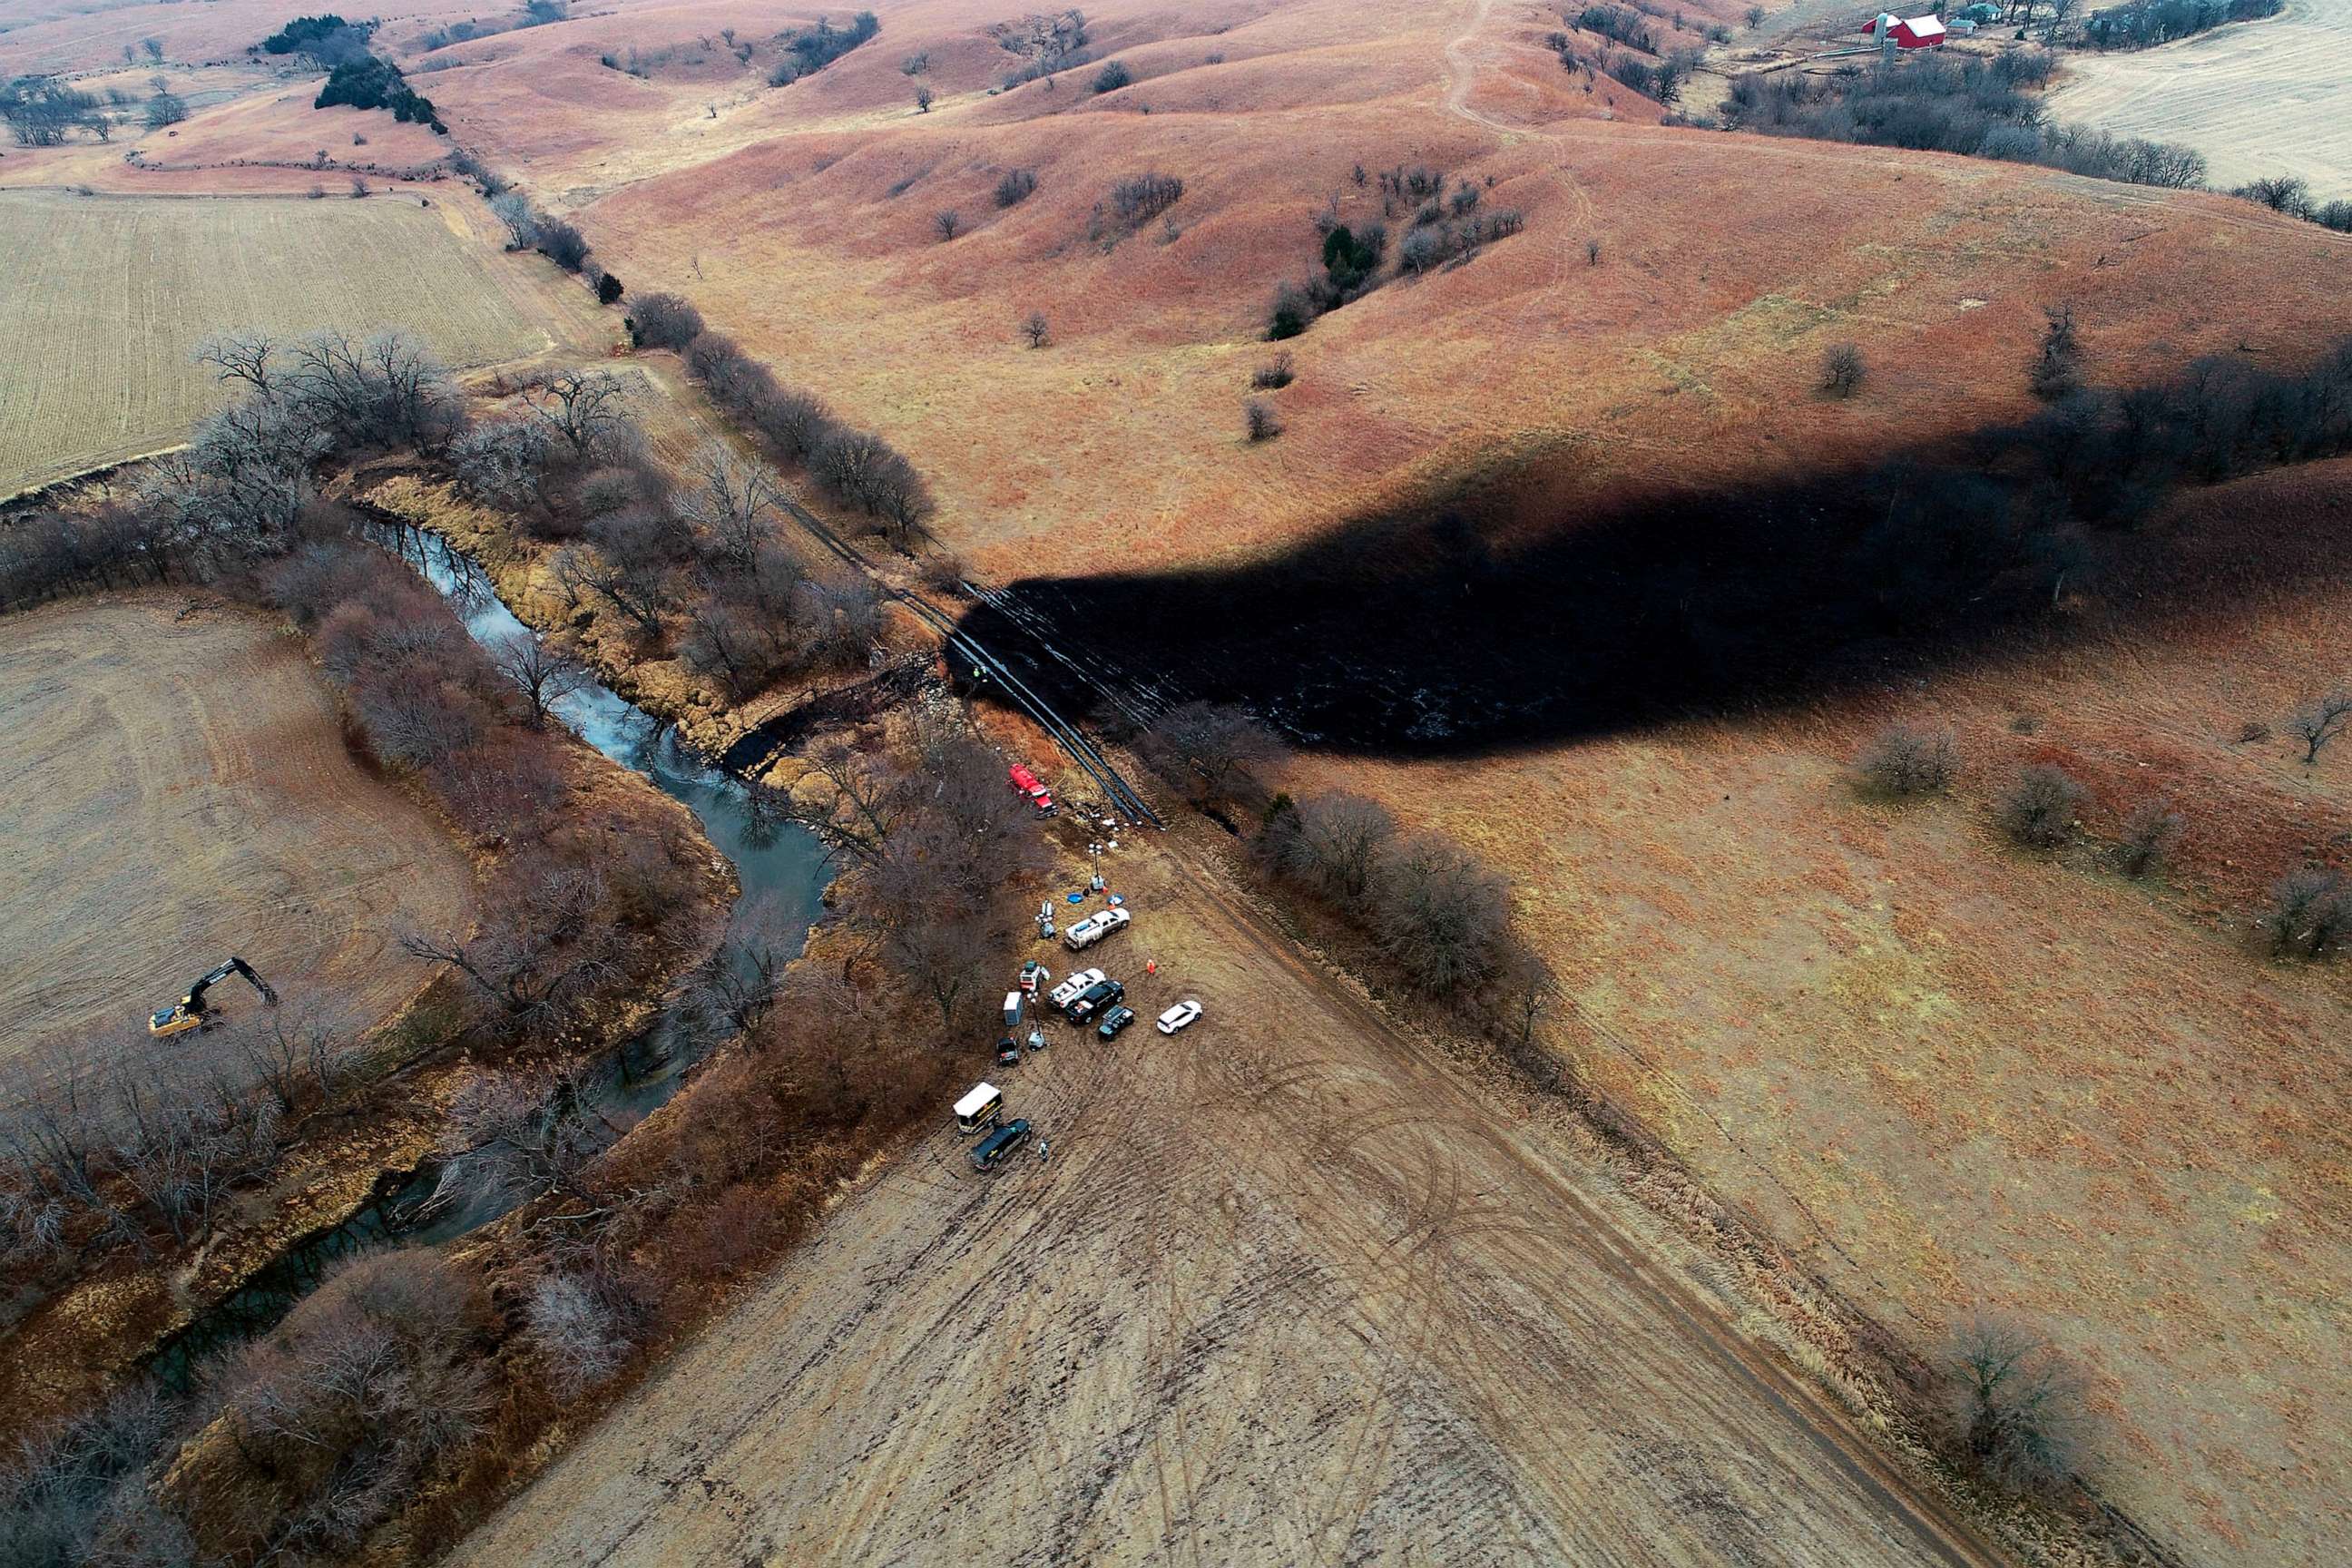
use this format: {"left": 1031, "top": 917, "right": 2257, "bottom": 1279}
{"left": 147, "top": 526, "right": 828, "bottom": 1385}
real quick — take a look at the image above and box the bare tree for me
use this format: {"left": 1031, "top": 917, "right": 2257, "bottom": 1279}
{"left": 1266, "top": 789, "right": 1396, "bottom": 901}
{"left": 399, "top": 856, "right": 626, "bottom": 1029}
{"left": 1951, "top": 1319, "right": 2082, "bottom": 1494}
{"left": 518, "top": 368, "right": 632, "bottom": 462}
{"left": 450, "top": 416, "right": 555, "bottom": 511}
{"left": 175, "top": 1250, "right": 491, "bottom": 1562}
{"left": 681, "top": 593, "right": 790, "bottom": 700}
{"left": 490, "top": 191, "right": 538, "bottom": 249}
{"left": 2286, "top": 691, "right": 2352, "bottom": 765}
{"left": 671, "top": 440, "right": 784, "bottom": 568}
{"left": 1820, "top": 341, "right": 1865, "bottom": 398}
{"left": 1994, "top": 763, "right": 2084, "bottom": 848}
{"left": 933, "top": 208, "right": 960, "bottom": 240}
{"left": 1143, "top": 700, "right": 1286, "bottom": 809}
{"left": 523, "top": 1272, "right": 629, "bottom": 1396}
{"left": 915, "top": 83, "right": 935, "bottom": 112}
{"left": 194, "top": 330, "right": 277, "bottom": 397}
{"left": 489, "top": 631, "right": 589, "bottom": 729}
{"left": 434, "top": 1064, "right": 606, "bottom": 1210}
{"left": 1368, "top": 832, "right": 1510, "bottom": 998}
{"left": 1021, "top": 310, "right": 1050, "bottom": 348}
{"left": 883, "top": 914, "right": 1000, "bottom": 1032}
{"left": 553, "top": 536, "right": 671, "bottom": 641}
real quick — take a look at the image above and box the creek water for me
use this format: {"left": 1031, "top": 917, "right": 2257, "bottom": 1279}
{"left": 147, "top": 527, "right": 829, "bottom": 1384}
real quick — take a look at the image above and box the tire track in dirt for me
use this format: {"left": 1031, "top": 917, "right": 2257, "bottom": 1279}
{"left": 449, "top": 827, "right": 2014, "bottom": 1568}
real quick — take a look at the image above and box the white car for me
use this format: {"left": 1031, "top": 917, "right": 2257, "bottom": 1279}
{"left": 1048, "top": 968, "right": 1106, "bottom": 1009}
{"left": 1155, "top": 1000, "right": 1202, "bottom": 1035}
{"left": 1063, "top": 906, "right": 1132, "bottom": 951}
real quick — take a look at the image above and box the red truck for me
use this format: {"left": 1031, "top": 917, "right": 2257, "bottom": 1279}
{"left": 1009, "top": 763, "right": 1054, "bottom": 815}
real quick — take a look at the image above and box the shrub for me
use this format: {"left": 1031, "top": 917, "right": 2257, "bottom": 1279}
{"left": 1245, "top": 398, "right": 1281, "bottom": 442}
{"left": 995, "top": 167, "right": 1038, "bottom": 207}
{"left": 1107, "top": 171, "right": 1182, "bottom": 227}
{"left": 1252, "top": 351, "right": 1294, "bottom": 390}
{"left": 1994, "top": 763, "right": 2084, "bottom": 848}
{"left": 534, "top": 214, "right": 590, "bottom": 272}
{"left": 2113, "top": 799, "right": 2182, "bottom": 877}
{"left": 1369, "top": 833, "right": 1510, "bottom": 998}
{"left": 2258, "top": 866, "right": 2352, "bottom": 959}
{"left": 628, "top": 291, "right": 703, "bottom": 350}
{"left": 1093, "top": 59, "right": 1132, "bottom": 93}
{"left": 1853, "top": 722, "right": 1955, "bottom": 795}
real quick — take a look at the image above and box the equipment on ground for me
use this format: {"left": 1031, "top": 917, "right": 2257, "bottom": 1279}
{"left": 1155, "top": 1000, "right": 1203, "bottom": 1036}
{"left": 149, "top": 956, "right": 278, "bottom": 1037}
{"left": 1064, "top": 906, "right": 1132, "bottom": 952}
{"left": 1064, "top": 977, "right": 1124, "bottom": 1024}
{"left": 956, "top": 1083, "right": 1004, "bottom": 1135}
{"left": 971, "top": 1118, "right": 1033, "bottom": 1171}
{"left": 997, "top": 1036, "right": 1024, "bottom": 1066}
{"left": 1097, "top": 1004, "right": 1137, "bottom": 1041}
{"left": 1019, "top": 960, "right": 1052, "bottom": 995}
{"left": 1009, "top": 763, "right": 1054, "bottom": 815}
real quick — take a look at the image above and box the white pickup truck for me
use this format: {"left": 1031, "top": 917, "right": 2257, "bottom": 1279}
{"left": 1048, "top": 968, "right": 1106, "bottom": 1008}
{"left": 1063, "top": 906, "right": 1132, "bottom": 952}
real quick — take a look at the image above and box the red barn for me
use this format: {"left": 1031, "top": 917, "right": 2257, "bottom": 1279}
{"left": 1864, "top": 11, "right": 1948, "bottom": 46}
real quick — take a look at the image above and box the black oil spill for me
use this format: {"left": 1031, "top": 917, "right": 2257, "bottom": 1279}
{"left": 957, "top": 353, "right": 2352, "bottom": 756}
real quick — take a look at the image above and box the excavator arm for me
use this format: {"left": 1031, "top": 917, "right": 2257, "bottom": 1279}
{"left": 151, "top": 956, "right": 279, "bottom": 1035}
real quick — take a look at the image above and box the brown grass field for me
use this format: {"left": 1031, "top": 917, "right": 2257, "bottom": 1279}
{"left": 0, "top": 187, "right": 604, "bottom": 497}
{"left": 0, "top": 593, "right": 476, "bottom": 1088}
{"left": 2044, "top": 0, "right": 2352, "bottom": 201}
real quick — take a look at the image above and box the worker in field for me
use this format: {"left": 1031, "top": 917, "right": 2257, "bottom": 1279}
{"left": 1038, "top": 1138, "right": 1050, "bottom": 1165}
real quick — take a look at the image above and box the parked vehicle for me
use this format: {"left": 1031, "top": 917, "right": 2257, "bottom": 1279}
{"left": 1065, "top": 978, "right": 1124, "bottom": 1024}
{"left": 1063, "top": 906, "right": 1132, "bottom": 952}
{"left": 1019, "top": 960, "right": 1052, "bottom": 995}
{"left": 955, "top": 1083, "right": 1004, "bottom": 1135}
{"left": 1155, "top": 1000, "right": 1202, "bottom": 1035}
{"left": 996, "top": 1036, "right": 1022, "bottom": 1065}
{"left": 1048, "top": 968, "right": 1105, "bottom": 1008}
{"left": 1009, "top": 764, "right": 1054, "bottom": 814}
{"left": 1002, "top": 991, "right": 1024, "bottom": 1030}
{"left": 1096, "top": 1004, "right": 1136, "bottom": 1041}
{"left": 971, "top": 1118, "right": 1033, "bottom": 1170}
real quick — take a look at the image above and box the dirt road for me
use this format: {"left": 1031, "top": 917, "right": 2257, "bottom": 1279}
{"left": 2043, "top": 0, "right": 2352, "bottom": 199}
{"left": 453, "top": 833, "right": 2004, "bottom": 1568}
{"left": 0, "top": 593, "right": 475, "bottom": 1085}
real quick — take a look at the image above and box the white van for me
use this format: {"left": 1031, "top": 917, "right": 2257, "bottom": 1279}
{"left": 1063, "top": 906, "right": 1132, "bottom": 952}
{"left": 955, "top": 1083, "right": 1004, "bottom": 1135}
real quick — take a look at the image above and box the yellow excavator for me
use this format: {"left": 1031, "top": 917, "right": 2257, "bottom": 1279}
{"left": 149, "top": 956, "right": 279, "bottom": 1038}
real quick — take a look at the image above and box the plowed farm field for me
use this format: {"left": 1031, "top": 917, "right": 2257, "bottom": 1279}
{"left": 0, "top": 593, "right": 474, "bottom": 1087}
{"left": 2044, "top": 0, "right": 2352, "bottom": 199}
{"left": 0, "top": 190, "right": 580, "bottom": 496}
{"left": 452, "top": 834, "right": 2004, "bottom": 1568}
